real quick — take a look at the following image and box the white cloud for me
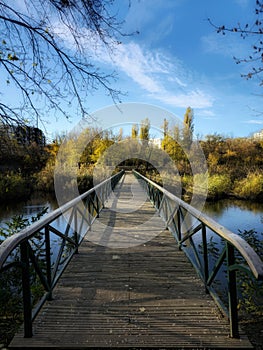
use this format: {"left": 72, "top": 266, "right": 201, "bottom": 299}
{"left": 110, "top": 42, "right": 165, "bottom": 93}
{"left": 201, "top": 33, "right": 249, "bottom": 59}
{"left": 52, "top": 20, "right": 215, "bottom": 110}
{"left": 199, "top": 109, "right": 217, "bottom": 119}
{"left": 243, "top": 119, "right": 263, "bottom": 125}
{"left": 107, "top": 42, "right": 214, "bottom": 109}
{"left": 156, "top": 90, "right": 214, "bottom": 109}
{"left": 168, "top": 76, "right": 187, "bottom": 87}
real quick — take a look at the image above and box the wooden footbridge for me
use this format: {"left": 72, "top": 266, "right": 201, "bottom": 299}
{"left": 1, "top": 171, "right": 263, "bottom": 349}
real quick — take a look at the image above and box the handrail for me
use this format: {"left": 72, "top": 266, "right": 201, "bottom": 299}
{"left": 0, "top": 170, "right": 124, "bottom": 337}
{"left": 133, "top": 170, "right": 263, "bottom": 338}
{"left": 0, "top": 172, "right": 122, "bottom": 268}
{"left": 133, "top": 170, "right": 263, "bottom": 280}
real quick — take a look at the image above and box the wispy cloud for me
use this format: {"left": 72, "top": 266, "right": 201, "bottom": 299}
{"left": 107, "top": 41, "right": 214, "bottom": 109}
{"left": 53, "top": 20, "right": 215, "bottom": 110}
{"left": 156, "top": 90, "right": 214, "bottom": 109}
{"left": 124, "top": 0, "right": 184, "bottom": 42}
{"left": 201, "top": 33, "right": 250, "bottom": 59}
{"left": 235, "top": 0, "right": 250, "bottom": 8}
{"left": 110, "top": 42, "right": 166, "bottom": 94}
{"left": 199, "top": 109, "right": 217, "bottom": 119}
{"left": 243, "top": 119, "right": 263, "bottom": 125}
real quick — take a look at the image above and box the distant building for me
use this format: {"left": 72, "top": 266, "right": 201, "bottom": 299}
{"left": 252, "top": 129, "right": 263, "bottom": 140}
{"left": 149, "top": 138, "right": 162, "bottom": 148}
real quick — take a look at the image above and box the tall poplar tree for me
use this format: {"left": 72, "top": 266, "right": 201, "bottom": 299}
{"left": 183, "top": 106, "right": 194, "bottom": 149}
{"left": 139, "top": 118, "right": 150, "bottom": 143}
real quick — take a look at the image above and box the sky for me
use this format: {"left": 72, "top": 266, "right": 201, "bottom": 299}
{"left": 11, "top": 0, "right": 263, "bottom": 139}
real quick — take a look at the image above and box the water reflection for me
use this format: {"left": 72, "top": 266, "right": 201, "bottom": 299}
{"left": 203, "top": 199, "right": 263, "bottom": 235}
{"left": 1, "top": 194, "right": 262, "bottom": 237}
{"left": 0, "top": 192, "right": 58, "bottom": 225}
{"left": 205, "top": 198, "right": 263, "bottom": 214}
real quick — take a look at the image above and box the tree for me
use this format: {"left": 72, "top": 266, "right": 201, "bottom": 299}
{"left": 182, "top": 106, "right": 194, "bottom": 149}
{"left": 208, "top": 1, "right": 263, "bottom": 85}
{"left": 161, "top": 119, "right": 188, "bottom": 172}
{"left": 162, "top": 118, "right": 169, "bottom": 138}
{"left": 0, "top": 0, "right": 131, "bottom": 127}
{"left": 90, "top": 131, "right": 115, "bottom": 163}
{"left": 131, "top": 124, "right": 139, "bottom": 139}
{"left": 0, "top": 124, "right": 47, "bottom": 172}
{"left": 139, "top": 118, "right": 150, "bottom": 143}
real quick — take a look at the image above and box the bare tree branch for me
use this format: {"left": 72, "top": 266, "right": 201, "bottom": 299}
{"left": 0, "top": 0, "right": 132, "bottom": 127}
{"left": 208, "top": 0, "right": 263, "bottom": 85}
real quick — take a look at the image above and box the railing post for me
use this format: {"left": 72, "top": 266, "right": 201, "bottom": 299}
{"left": 226, "top": 242, "right": 239, "bottom": 338}
{"left": 20, "top": 241, "right": 33, "bottom": 338}
{"left": 45, "top": 226, "right": 52, "bottom": 300}
{"left": 202, "top": 224, "right": 209, "bottom": 294}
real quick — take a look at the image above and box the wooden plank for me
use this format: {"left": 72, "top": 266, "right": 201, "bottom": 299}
{"left": 10, "top": 173, "right": 252, "bottom": 349}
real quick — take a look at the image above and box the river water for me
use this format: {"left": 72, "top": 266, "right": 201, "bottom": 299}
{"left": 0, "top": 193, "right": 262, "bottom": 236}
{"left": 0, "top": 192, "right": 58, "bottom": 227}
{"left": 203, "top": 198, "right": 263, "bottom": 235}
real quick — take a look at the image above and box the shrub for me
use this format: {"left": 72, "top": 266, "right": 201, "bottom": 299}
{"left": 192, "top": 172, "right": 209, "bottom": 198}
{"left": 77, "top": 174, "right": 93, "bottom": 193}
{"left": 0, "top": 172, "right": 31, "bottom": 202}
{"left": 181, "top": 174, "right": 193, "bottom": 197}
{"left": 233, "top": 172, "right": 263, "bottom": 201}
{"left": 34, "top": 162, "right": 55, "bottom": 192}
{"left": 207, "top": 173, "right": 232, "bottom": 200}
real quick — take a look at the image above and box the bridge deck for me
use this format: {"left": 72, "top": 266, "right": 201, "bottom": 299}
{"left": 10, "top": 173, "right": 252, "bottom": 348}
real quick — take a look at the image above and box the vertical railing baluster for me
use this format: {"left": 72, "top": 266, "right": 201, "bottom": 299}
{"left": 20, "top": 241, "right": 33, "bottom": 338}
{"left": 164, "top": 198, "right": 168, "bottom": 223}
{"left": 226, "top": 242, "right": 239, "bottom": 338}
{"left": 96, "top": 193, "right": 100, "bottom": 218}
{"left": 74, "top": 208, "right": 79, "bottom": 254}
{"left": 101, "top": 186, "right": 105, "bottom": 209}
{"left": 87, "top": 196, "right": 92, "bottom": 226}
{"left": 177, "top": 207, "right": 182, "bottom": 246}
{"left": 44, "top": 226, "right": 52, "bottom": 300}
{"left": 202, "top": 223, "right": 209, "bottom": 293}
{"left": 87, "top": 196, "right": 91, "bottom": 221}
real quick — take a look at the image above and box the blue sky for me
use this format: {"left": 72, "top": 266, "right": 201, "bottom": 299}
{"left": 78, "top": 0, "right": 263, "bottom": 138}
{"left": 15, "top": 0, "right": 263, "bottom": 138}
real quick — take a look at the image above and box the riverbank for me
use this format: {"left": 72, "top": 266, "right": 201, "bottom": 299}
{"left": 1, "top": 163, "right": 263, "bottom": 206}
{"left": 145, "top": 170, "right": 263, "bottom": 203}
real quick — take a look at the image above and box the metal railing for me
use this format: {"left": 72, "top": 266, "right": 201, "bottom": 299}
{"left": 0, "top": 170, "right": 124, "bottom": 338}
{"left": 134, "top": 170, "right": 263, "bottom": 338}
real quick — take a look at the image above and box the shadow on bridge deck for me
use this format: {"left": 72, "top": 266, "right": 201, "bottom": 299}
{"left": 10, "top": 173, "right": 252, "bottom": 349}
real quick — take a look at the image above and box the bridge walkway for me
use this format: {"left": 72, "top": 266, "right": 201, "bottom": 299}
{"left": 10, "top": 172, "right": 252, "bottom": 348}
